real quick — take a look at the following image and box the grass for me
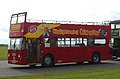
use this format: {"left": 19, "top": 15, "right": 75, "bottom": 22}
{"left": 0, "top": 67, "right": 120, "bottom": 79}
{"left": 0, "top": 46, "right": 8, "bottom": 60}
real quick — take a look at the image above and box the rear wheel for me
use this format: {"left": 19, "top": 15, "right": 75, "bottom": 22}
{"left": 91, "top": 53, "right": 101, "bottom": 64}
{"left": 42, "top": 55, "right": 54, "bottom": 67}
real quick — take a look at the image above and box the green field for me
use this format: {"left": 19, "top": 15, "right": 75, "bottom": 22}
{"left": 0, "top": 67, "right": 120, "bottom": 79}
{"left": 0, "top": 46, "right": 8, "bottom": 60}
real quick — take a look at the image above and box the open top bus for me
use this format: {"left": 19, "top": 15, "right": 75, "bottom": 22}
{"left": 8, "top": 12, "right": 112, "bottom": 67}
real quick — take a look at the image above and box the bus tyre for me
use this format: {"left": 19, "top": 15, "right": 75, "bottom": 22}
{"left": 91, "top": 53, "right": 101, "bottom": 64}
{"left": 42, "top": 55, "right": 54, "bottom": 67}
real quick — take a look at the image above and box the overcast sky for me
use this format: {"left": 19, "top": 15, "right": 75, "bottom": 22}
{"left": 0, "top": 0, "right": 120, "bottom": 44}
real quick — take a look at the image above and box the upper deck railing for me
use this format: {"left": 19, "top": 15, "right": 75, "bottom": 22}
{"left": 27, "top": 19, "right": 110, "bottom": 26}
{"left": 10, "top": 12, "right": 110, "bottom": 26}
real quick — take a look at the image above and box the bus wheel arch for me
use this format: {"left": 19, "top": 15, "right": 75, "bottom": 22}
{"left": 42, "top": 53, "right": 55, "bottom": 67}
{"left": 90, "top": 52, "right": 101, "bottom": 64}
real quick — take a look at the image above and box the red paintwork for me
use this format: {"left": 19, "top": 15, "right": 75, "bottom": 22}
{"left": 8, "top": 50, "right": 27, "bottom": 65}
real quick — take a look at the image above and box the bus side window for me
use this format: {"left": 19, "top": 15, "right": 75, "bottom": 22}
{"left": 94, "top": 39, "right": 106, "bottom": 46}
{"left": 44, "top": 38, "right": 57, "bottom": 48}
{"left": 83, "top": 38, "right": 87, "bottom": 46}
{"left": 50, "top": 38, "right": 57, "bottom": 47}
{"left": 88, "top": 38, "right": 94, "bottom": 46}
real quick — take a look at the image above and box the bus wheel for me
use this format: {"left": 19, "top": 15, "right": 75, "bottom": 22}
{"left": 42, "top": 55, "right": 54, "bottom": 67}
{"left": 91, "top": 53, "right": 101, "bottom": 64}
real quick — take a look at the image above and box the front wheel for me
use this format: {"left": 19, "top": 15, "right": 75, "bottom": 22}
{"left": 91, "top": 53, "right": 101, "bottom": 64}
{"left": 42, "top": 55, "right": 54, "bottom": 67}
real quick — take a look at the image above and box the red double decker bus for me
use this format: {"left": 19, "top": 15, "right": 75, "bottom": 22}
{"left": 8, "top": 12, "right": 112, "bottom": 67}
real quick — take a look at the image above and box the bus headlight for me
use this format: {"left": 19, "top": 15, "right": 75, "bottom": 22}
{"left": 18, "top": 54, "right": 21, "bottom": 58}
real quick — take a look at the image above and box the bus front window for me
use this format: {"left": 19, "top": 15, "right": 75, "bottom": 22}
{"left": 9, "top": 38, "right": 25, "bottom": 50}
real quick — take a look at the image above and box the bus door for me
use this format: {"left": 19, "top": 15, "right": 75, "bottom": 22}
{"left": 26, "top": 39, "right": 40, "bottom": 63}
